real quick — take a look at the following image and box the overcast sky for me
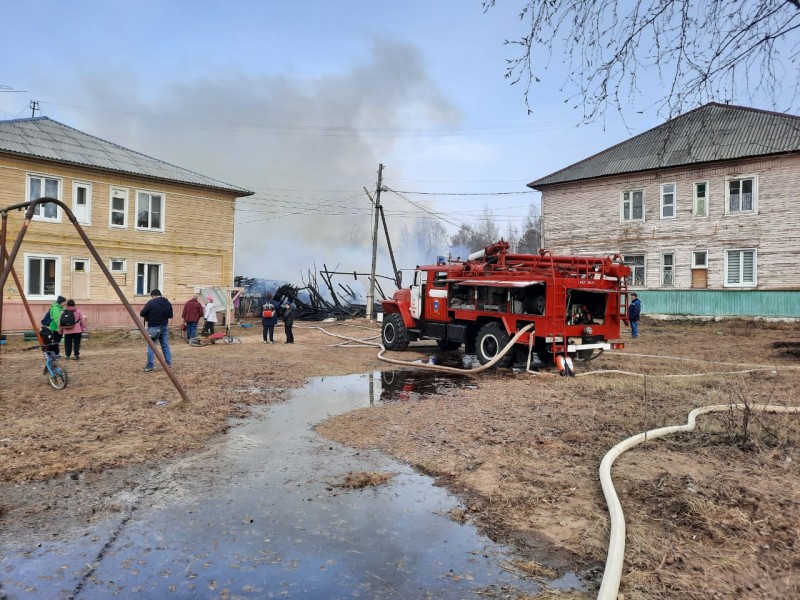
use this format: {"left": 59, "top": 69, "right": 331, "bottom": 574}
{"left": 0, "top": 1, "right": 794, "bottom": 282}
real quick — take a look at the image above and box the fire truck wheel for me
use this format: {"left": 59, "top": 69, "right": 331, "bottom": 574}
{"left": 437, "top": 339, "right": 461, "bottom": 351}
{"left": 382, "top": 314, "right": 410, "bottom": 351}
{"left": 475, "top": 322, "right": 514, "bottom": 368}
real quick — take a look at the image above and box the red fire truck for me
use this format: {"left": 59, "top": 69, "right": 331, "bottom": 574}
{"left": 380, "top": 241, "right": 631, "bottom": 370}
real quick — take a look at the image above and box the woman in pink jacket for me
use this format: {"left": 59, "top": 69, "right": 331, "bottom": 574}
{"left": 59, "top": 299, "right": 87, "bottom": 360}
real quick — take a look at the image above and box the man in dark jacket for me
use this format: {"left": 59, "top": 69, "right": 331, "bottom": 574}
{"left": 628, "top": 293, "right": 642, "bottom": 338}
{"left": 282, "top": 299, "right": 296, "bottom": 344}
{"left": 181, "top": 294, "right": 204, "bottom": 342}
{"left": 140, "top": 289, "right": 173, "bottom": 371}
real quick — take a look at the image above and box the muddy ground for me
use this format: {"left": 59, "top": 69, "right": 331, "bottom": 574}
{"left": 1, "top": 318, "right": 799, "bottom": 599}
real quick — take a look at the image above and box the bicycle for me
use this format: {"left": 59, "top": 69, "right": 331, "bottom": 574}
{"left": 42, "top": 349, "right": 68, "bottom": 389}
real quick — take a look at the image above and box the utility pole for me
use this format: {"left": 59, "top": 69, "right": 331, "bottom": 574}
{"left": 366, "top": 163, "right": 383, "bottom": 320}
{"left": 29, "top": 100, "right": 39, "bottom": 118}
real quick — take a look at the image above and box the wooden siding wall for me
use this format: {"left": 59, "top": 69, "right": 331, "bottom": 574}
{"left": 0, "top": 154, "right": 238, "bottom": 321}
{"left": 540, "top": 154, "right": 800, "bottom": 291}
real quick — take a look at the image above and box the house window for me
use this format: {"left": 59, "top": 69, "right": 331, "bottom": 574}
{"left": 109, "top": 187, "right": 128, "bottom": 228}
{"left": 623, "top": 254, "right": 645, "bottom": 287}
{"left": 661, "top": 253, "right": 674, "bottom": 286}
{"left": 136, "top": 263, "right": 162, "bottom": 295}
{"left": 136, "top": 191, "right": 164, "bottom": 231}
{"left": 691, "top": 250, "right": 708, "bottom": 289}
{"left": 693, "top": 182, "right": 708, "bottom": 217}
{"left": 727, "top": 177, "right": 756, "bottom": 214}
{"left": 27, "top": 174, "right": 62, "bottom": 221}
{"left": 110, "top": 258, "right": 127, "bottom": 273}
{"left": 25, "top": 254, "right": 60, "bottom": 299}
{"left": 692, "top": 250, "right": 708, "bottom": 268}
{"left": 660, "top": 183, "right": 675, "bottom": 219}
{"left": 72, "top": 181, "right": 92, "bottom": 225}
{"left": 725, "top": 249, "right": 756, "bottom": 287}
{"left": 621, "top": 190, "right": 644, "bottom": 222}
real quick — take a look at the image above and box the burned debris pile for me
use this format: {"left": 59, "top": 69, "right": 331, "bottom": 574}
{"left": 234, "top": 266, "right": 387, "bottom": 321}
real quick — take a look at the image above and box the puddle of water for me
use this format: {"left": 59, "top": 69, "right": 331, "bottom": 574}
{"left": 2, "top": 373, "right": 582, "bottom": 599}
{"left": 378, "top": 369, "right": 477, "bottom": 403}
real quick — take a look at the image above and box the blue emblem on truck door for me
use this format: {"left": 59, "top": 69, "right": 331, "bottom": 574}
{"left": 433, "top": 300, "right": 439, "bottom": 311}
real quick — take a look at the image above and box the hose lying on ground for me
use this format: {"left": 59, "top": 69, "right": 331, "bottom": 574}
{"left": 597, "top": 403, "right": 800, "bottom": 600}
{"left": 299, "top": 322, "right": 534, "bottom": 376}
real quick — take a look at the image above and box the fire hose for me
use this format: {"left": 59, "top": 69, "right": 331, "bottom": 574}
{"left": 301, "top": 322, "right": 800, "bottom": 598}
{"left": 597, "top": 403, "right": 800, "bottom": 600}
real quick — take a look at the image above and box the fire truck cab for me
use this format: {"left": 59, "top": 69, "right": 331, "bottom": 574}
{"left": 381, "top": 241, "right": 631, "bottom": 368}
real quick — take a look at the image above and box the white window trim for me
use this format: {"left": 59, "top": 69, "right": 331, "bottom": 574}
{"left": 622, "top": 253, "right": 646, "bottom": 288}
{"left": 661, "top": 252, "right": 675, "bottom": 287}
{"left": 691, "top": 250, "right": 709, "bottom": 269}
{"left": 72, "top": 181, "right": 92, "bottom": 226}
{"left": 724, "top": 248, "right": 757, "bottom": 288}
{"left": 135, "top": 262, "right": 163, "bottom": 296}
{"left": 109, "top": 258, "right": 127, "bottom": 273}
{"left": 26, "top": 173, "right": 63, "bottom": 223}
{"left": 692, "top": 181, "right": 709, "bottom": 218}
{"left": 135, "top": 189, "right": 166, "bottom": 232}
{"left": 620, "top": 189, "right": 645, "bottom": 223}
{"left": 660, "top": 183, "right": 676, "bottom": 220}
{"left": 23, "top": 252, "right": 61, "bottom": 300}
{"left": 109, "top": 187, "right": 129, "bottom": 229}
{"left": 724, "top": 174, "right": 758, "bottom": 216}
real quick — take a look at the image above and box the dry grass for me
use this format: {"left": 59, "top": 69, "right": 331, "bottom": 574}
{"left": 333, "top": 470, "right": 394, "bottom": 489}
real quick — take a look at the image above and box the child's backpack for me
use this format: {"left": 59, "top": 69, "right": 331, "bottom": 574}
{"left": 40, "top": 327, "right": 57, "bottom": 346}
{"left": 262, "top": 303, "right": 274, "bottom": 319}
{"left": 60, "top": 310, "right": 76, "bottom": 328}
{"left": 41, "top": 310, "right": 52, "bottom": 327}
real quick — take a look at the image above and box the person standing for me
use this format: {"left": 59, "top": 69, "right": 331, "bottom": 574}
{"left": 59, "top": 299, "right": 86, "bottom": 360}
{"left": 45, "top": 295, "right": 67, "bottom": 356}
{"left": 181, "top": 294, "right": 203, "bottom": 342}
{"left": 140, "top": 289, "right": 173, "bottom": 372}
{"left": 261, "top": 293, "right": 279, "bottom": 343}
{"left": 282, "top": 299, "right": 296, "bottom": 344}
{"left": 628, "top": 292, "right": 642, "bottom": 338}
{"left": 202, "top": 296, "right": 217, "bottom": 336}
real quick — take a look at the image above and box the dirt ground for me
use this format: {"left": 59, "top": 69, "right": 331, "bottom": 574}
{"left": 1, "top": 318, "right": 799, "bottom": 599}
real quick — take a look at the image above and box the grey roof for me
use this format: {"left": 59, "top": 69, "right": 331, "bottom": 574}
{"left": 529, "top": 103, "right": 800, "bottom": 189}
{"left": 0, "top": 117, "right": 253, "bottom": 196}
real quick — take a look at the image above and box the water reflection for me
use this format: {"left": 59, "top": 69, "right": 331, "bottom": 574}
{"left": 2, "top": 373, "right": 582, "bottom": 599}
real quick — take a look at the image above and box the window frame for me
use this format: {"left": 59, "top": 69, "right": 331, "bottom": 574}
{"left": 23, "top": 253, "right": 61, "bottom": 300}
{"left": 724, "top": 248, "right": 757, "bottom": 288}
{"left": 109, "top": 187, "right": 129, "bottom": 229}
{"left": 26, "top": 173, "right": 63, "bottom": 223}
{"left": 725, "top": 175, "right": 758, "bottom": 215}
{"left": 622, "top": 253, "right": 646, "bottom": 287}
{"left": 692, "top": 250, "right": 708, "bottom": 269}
{"left": 109, "top": 258, "right": 127, "bottom": 273}
{"left": 135, "top": 189, "right": 165, "bottom": 232}
{"left": 660, "top": 183, "right": 676, "bottom": 219}
{"left": 71, "top": 181, "right": 92, "bottom": 226}
{"left": 135, "top": 262, "right": 163, "bottom": 296}
{"left": 693, "top": 181, "right": 709, "bottom": 218}
{"left": 620, "top": 189, "right": 645, "bottom": 223}
{"left": 661, "top": 252, "right": 675, "bottom": 287}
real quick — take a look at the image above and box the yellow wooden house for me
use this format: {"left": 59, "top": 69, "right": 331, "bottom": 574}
{"left": 0, "top": 117, "right": 253, "bottom": 329}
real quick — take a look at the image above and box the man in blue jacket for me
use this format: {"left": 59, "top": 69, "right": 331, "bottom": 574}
{"left": 628, "top": 293, "right": 642, "bottom": 338}
{"left": 140, "top": 289, "right": 173, "bottom": 371}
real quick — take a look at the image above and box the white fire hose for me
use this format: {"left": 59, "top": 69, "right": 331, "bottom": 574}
{"left": 597, "top": 403, "right": 800, "bottom": 600}
{"left": 302, "top": 322, "right": 800, "bottom": 598}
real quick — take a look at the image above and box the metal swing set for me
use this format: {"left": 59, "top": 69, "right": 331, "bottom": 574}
{"left": 0, "top": 197, "right": 190, "bottom": 403}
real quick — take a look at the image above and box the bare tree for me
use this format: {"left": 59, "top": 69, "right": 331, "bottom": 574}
{"left": 517, "top": 203, "right": 542, "bottom": 254}
{"left": 485, "top": 0, "right": 800, "bottom": 121}
{"left": 505, "top": 223, "right": 520, "bottom": 253}
{"left": 412, "top": 217, "right": 449, "bottom": 259}
{"left": 476, "top": 207, "right": 500, "bottom": 249}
